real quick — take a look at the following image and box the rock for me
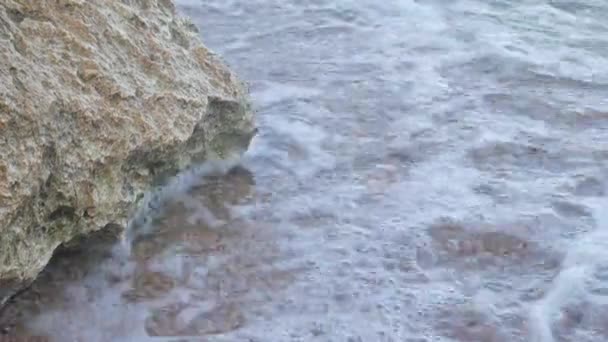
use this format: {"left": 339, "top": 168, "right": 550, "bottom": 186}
{"left": 0, "top": 0, "right": 256, "bottom": 306}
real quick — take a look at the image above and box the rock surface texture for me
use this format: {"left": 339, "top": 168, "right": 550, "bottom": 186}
{"left": 0, "top": 0, "right": 255, "bottom": 306}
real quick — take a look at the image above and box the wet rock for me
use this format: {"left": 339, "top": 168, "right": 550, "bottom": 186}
{"left": 467, "top": 141, "right": 577, "bottom": 174}
{"left": 145, "top": 302, "right": 245, "bottom": 337}
{"left": 122, "top": 270, "right": 175, "bottom": 303}
{"left": 434, "top": 305, "right": 509, "bottom": 342}
{"left": 425, "top": 219, "right": 555, "bottom": 272}
{"left": 0, "top": 0, "right": 256, "bottom": 306}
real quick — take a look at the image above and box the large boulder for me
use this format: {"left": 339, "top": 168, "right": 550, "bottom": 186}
{"left": 0, "top": 0, "right": 256, "bottom": 306}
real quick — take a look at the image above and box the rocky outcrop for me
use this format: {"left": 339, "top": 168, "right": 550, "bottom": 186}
{"left": 0, "top": 0, "right": 256, "bottom": 306}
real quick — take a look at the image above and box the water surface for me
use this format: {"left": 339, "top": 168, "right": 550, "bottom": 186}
{"left": 2, "top": 0, "right": 608, "bottom": 341}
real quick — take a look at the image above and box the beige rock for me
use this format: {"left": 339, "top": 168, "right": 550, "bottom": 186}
{"left": 0, "top": 0, "right": 256, "bottom": 306}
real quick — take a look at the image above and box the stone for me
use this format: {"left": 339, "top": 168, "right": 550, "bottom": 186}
{"left": 0, "top": 0, "right": 256, "bottom": 306}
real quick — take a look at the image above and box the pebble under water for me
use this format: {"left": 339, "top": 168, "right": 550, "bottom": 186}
{"left": 2, "top": 0, "right": 608, "bottom": 341}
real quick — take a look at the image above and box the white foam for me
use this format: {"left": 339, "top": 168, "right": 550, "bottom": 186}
{"left": 123, "top": 158, "right": 243, "bottom": 249}
{"left": 527, "top": 201, "right": 608, "bottom": 342}
{"left": 252, "top": 82, "right": 322, "bottom": 107}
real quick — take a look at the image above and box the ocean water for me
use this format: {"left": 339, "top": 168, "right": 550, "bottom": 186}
{"left": 2, "top": 0, "right": 608, "bottom": 341}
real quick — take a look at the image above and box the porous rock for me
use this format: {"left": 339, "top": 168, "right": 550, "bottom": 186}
{"left": 0, "top": 0, "right": 256, "bottom": 306}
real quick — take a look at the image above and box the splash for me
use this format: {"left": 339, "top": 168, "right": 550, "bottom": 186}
{"left": 123, "top": 157, "right": 245, "bottom": 252}
{"left": 528, "top": 200, "right": 608, "bottom": 342}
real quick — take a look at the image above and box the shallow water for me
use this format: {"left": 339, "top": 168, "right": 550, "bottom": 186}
{"left": 2, "top": 0, "right": 608, "bottom": 341}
